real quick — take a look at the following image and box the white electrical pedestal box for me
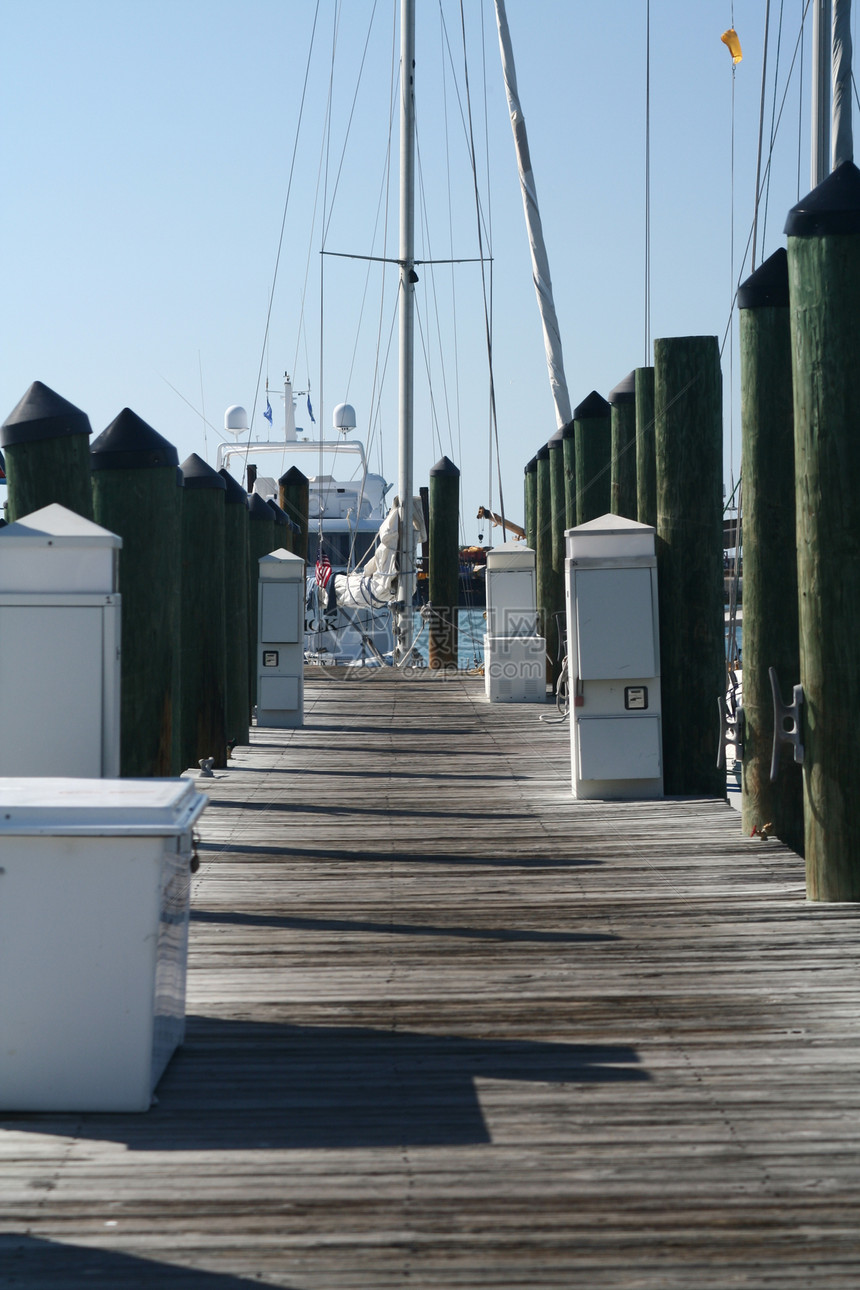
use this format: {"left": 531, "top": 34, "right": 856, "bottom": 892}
{"left": 0, "top": 776, "right": 208, "bottom": 1112}
{"left": 257, "top": 547, "right": 305, "bottom": 727}
{"left": 565, "top": 514, "right": 663, "bottom": 799}
{"left": 483, "top": 542, "right": 546, "bottom": 703}
{"left": 0, "top": 503, "right": 122, "bottom": 778}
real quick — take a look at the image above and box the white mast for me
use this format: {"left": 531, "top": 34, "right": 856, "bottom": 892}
{"left": 832, "top": 0, "right": 854, "bottom": 168}
{"left": 395, "top": 0, "right": 416, "bottom": 664}
{"left": 494, "top": 0, "right": 571, "bottom": 429}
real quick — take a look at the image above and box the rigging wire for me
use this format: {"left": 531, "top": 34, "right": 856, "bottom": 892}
{"left": 458, "top": 0, "right": 506, "bottom": 537}
{"left": 760, "top": 0, "right": 787, "bottom": 254}
{"left": 752, "top": 1, "right": 772, "bottom": 270}
{"left": 719, "top": 0, "right": 813, "bottom": 360}
{"left": 728, "top": 20, "right": 737, "bottom": 493}
{"left": 240, "top": 0, "right": 322, "bottom": 480}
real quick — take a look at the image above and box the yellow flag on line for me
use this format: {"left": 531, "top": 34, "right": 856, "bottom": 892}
{"left": 721, "top": 28, "right": 743, "bottom": 66}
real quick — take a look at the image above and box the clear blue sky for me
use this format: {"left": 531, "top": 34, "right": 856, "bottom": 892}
{"left": 1, "top": 1, "right": 841, "bottom": 541}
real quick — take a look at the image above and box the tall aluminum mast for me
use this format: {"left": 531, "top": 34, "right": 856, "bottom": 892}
{"left": 395, "top": 0, "right": 416, "bottom": 664}
{"left": 832, "top": 0, "right": 854, "bottom": 168}
{"left": 811, "top": 0, "right": 832, "bottom": 185}
{"left": 494, "top": 0, "right": 571, "bottom": 430}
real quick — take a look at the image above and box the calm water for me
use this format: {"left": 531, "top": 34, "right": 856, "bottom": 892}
{"left": 412, "top": 610, "right": 740, "bottom": 670}
{"left": 412, "top": 608, "right": 487, "bottom": 670}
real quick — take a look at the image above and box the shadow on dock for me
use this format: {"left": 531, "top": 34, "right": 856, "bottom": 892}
{"left": 6, "top": 1017, "right": 648, "bottom": 1153}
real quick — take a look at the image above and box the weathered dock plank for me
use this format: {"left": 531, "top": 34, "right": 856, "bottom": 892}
{"left": 2, "top": 673, "right": 860, "bottom": 1289}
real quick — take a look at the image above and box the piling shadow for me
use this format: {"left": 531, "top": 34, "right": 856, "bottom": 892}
{"left": 3, "top": 1017, "right": 649, "bottom": 1153}
{"left": 191, "top": 907, "right": 616, "bottom": 945}
{"left": 207, "top": 799, "right": 531, "bottom": 821}
{"left": 195, "top": 840, "right": 602, "bottom": 869}
{"left": 0, "top": 1235, "right": 271, "bottom": 1289}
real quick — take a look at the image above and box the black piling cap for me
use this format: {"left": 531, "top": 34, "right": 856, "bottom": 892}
{"left": 248, "top": 493, "right": 274, "bottom": 523}
{"left": 430, "top": 455, "right": 460, "bottom": 477}
{"left": 278, "top": 464, "right": 309, "bottom": 486}
{"left": 267, "top": 497, "right": 289, "bottom": 526}
{"left": 573, "top": 390, "right": 611, "bottom": 421}
{"left": 91, "top": 408, "right": 179, "bottom": 471}
{"left": 561, "top": 419, "right": 576, "bottom": 440}
{"left": 536, "top": 443, "right": 550, "bottom": 461}
{"left": 607, "top": 372, "right": 636, "bottom": 405}
{"left": 1, "top": 380, "right": 91, "bottom": 448}
{"left": 738, "top": 248, "right": 789, "bottom": 310}
{"left": 218, "top": 467, "right": 249, "bottom": 505}
{"left": 524, "top": 456, "right": 538, "bottom": 474}
{"left": 180, "top": 453, "right": 227, "bottom": 490}
{"left": 548, "top": 429, "right": 564, "bottom": 452}
{"left": 785, "top": 159, "right": 860, "bottom": 236}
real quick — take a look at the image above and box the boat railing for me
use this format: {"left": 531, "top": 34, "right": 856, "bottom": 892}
{"left": 216, "top": 437, "right": 369, "bottom": 476}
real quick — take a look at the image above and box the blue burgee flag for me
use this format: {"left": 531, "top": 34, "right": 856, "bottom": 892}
{"left": 264, "top": 398, "right": 273, "bottom": 425}
{"left": 307, "top": 394, "right": 316, "bottom": 424}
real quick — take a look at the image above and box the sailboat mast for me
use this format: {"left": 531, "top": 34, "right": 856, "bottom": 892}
{"left": 395, "top": 0, "right": 416, "bottom": 664}
{"left": 811, "top": 0, "right": 832, "bottom": 185}
{"left": 832, "top": 0, "right": 854, "bottom": 168}
{"left": 494, "top": 0, "right": 571, "bottom": 430}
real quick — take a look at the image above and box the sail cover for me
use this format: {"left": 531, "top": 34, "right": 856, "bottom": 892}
{"left": 334, "top": 498, "right": 427, "bottom": 611}
{"left": 494, "top": 0, "right": 571, "bottom": 429}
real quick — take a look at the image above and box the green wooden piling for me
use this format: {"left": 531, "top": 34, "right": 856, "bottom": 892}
{"left": 561, "top": 421, "right": 576, "bottom": 530}
{"left": 786, "top": 161, "right": 860, "bottom": 898}
{"left": 635, "top": 366, "right": 657, "bottom": 527}
{"left": 428, "top": 456, "right": 460, "bottom": 668}
{"left": 608, "top": 372, "right": 638, "bottom": 520}
{"left": 279, "top": 466, "right": 309, "bottom": 561}
{"left": 267, "top": 497, "right": 290, "bottom": 542}
{"left": 738, "top": 249, "right": 803, "bottom": 854}
{"left": 1, "top": 381, "right": 93, "bottom": 521}
{"left": 90, "top": 409, "right": 181, "bottom": 776}
{"left": 548, "top": 429, "right": 566, "bottom": 588}
{"left": 248, "top": 494, "right": 277, "bottom": 710}
{"left": 535, "top": 443, "right": 558, "bottom": 682}
{"left": 574, "top": 391, "right": 611, "bottom": 525}
{"left": 524, "top": 457, "right": 537, "bottom": 553}
{"left": 655, "top": 335, "right": 724, "bottom": 797}
{"left": 219, "top": 469, "right": 251, "bottom": 750}
{"left": 179, "top": 454, "right": 227, "bottom": 771}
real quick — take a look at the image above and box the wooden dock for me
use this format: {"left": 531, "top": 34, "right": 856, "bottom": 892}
{"left": 3, "top": 672, "right": 860, "bottom": 1288}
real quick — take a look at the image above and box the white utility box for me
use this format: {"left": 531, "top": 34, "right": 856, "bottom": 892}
{"left": 485, "top": 542, "right": 539, "bottom": 637}
{"left": 0, "top": 776, "right": 208, "bottom": 1112}
{"left": 257, "top": 548, "right": 305, "bottom": 727}
{"left": 565, "top": 514, "right": 663, "bottom": 799}
{"left": 0, "top": 503, "right": 121, "bottom": 777}
{"left": 483, "top": 634, "right": 546, "bottom": 702}
{"left": 483, "top": 542, "right": 545, "bottom": 703}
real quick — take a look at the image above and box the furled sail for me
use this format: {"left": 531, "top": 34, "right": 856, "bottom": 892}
{"left": 334, "top": 498, "right": 427, "bottom": 612}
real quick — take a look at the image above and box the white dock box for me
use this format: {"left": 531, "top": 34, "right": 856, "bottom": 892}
{"left": 257, "top": 548, "right": 305, "bottom": 727}
{"left": 0, "top": 503, "right": 121, "bottom": 778}
{"left": 484, "top": 543, "right": 545, "bottom": 703}
{"left": 485, "top": 542, "right": 539, "bottom": 637}
{"left": 565, "top": 514, "right": 663, "bottom": 799}
{"left": 0, "top": 776, "right": 208, "bottom": 1112}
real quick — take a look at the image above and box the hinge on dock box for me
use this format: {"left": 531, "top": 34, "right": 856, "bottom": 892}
{"left": 769, "top": 666, "right": 804, "bottom": 781}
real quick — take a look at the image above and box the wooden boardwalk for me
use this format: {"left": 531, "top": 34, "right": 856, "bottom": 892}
{"left": 3, "top": 672, "right": 860, "bottom": 1288}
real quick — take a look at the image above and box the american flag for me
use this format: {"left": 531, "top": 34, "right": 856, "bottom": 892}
{"left": 315, "top": 554, "right": 332, "bottom": 588}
